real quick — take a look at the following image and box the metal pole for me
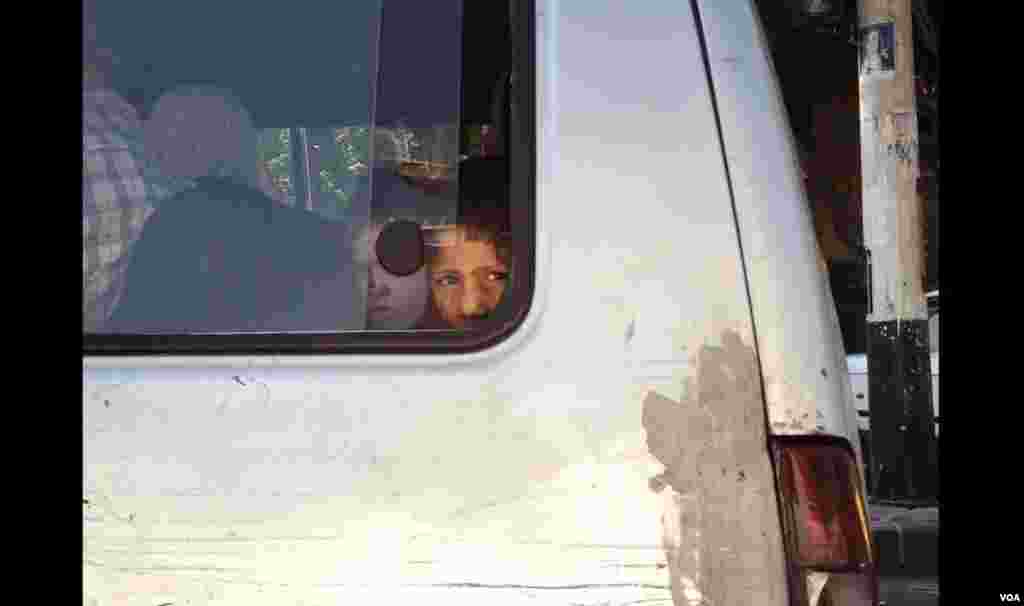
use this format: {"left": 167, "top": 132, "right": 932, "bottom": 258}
{"left": 289, "top": 127, "right": 311, "bottom": 211}
{"left": 857, "top": 0, "right": 937, "bottom": 501}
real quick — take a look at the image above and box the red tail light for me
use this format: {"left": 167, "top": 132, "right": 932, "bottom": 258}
{"left": 772, "top": 436, "right": 879, "bottom": 606}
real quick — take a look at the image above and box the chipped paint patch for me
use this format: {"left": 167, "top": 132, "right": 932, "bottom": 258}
{"left": 763, "top": 372, "right": 840, "bottom": 435}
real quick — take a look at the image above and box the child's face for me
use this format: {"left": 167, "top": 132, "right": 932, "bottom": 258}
{"left": 429, "top": 226, "right": 508, "bottom": 330}
{"left": 356, "top": 224, "right": 430, "bottom": 330}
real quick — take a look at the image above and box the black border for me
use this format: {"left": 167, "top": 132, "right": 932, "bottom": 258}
{"left": 83, "top": 0, "right": 536, "bottom": 357}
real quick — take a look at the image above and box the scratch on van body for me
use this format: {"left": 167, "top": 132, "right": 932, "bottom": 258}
{"left": 720, "top": 56, "right": 742, "bottom": 72}
{"left": 84, "top": 490, "right": 138, "bottom": 528}
{"left": 216, "top": 373, "right": 271, "bottom": 414}
{"left": 641, "top": 330, "right": 787, "bottom": 605}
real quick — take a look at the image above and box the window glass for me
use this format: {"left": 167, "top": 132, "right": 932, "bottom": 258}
{"left": 83, "top": 0, "right": 529, "bottom": 351}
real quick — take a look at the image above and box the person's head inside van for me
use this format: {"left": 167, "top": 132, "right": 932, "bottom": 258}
{"left": 355, "top": 220, "right": 431, "bottom": 330}
{"left": 144, "top": 85, "right": 284, "bottom": 202}
{"left": 426, "top": 214, "right": 510, "bottom": 330}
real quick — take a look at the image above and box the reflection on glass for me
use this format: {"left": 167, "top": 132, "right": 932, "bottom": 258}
{"left": 257, "top": 128, "right": 295, "bottom": 205}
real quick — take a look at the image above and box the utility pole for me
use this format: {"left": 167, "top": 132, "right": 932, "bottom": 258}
{"left": 857, "top": 0, "right": 937, "bottom": 501}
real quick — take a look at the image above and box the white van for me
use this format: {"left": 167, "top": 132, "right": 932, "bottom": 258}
{"left": 84, "top": 1, "right": 877, "bottom": 605}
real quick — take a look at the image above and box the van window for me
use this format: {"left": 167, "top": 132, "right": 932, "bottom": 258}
{"left": 82, "top": 0, "right": 533, "bottom": 354}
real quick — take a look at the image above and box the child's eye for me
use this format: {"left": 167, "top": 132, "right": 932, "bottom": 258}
{"left": 435, "top": 274, "right": 460, "bottom": 287}
{"left": 488, "top": 271, "right": 509, "bottom": 282}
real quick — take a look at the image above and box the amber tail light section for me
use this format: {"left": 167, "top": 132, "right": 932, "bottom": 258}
{"left": 771, "top": 435, "right": 879, "bottom": 606}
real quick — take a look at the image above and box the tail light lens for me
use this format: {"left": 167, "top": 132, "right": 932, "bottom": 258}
{"left": 772, "top": 436, "right": 879, "bottom": 606}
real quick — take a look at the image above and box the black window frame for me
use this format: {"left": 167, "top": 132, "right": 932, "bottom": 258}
{"left": 83, "top": 0, "right": 536, "bottom": 357}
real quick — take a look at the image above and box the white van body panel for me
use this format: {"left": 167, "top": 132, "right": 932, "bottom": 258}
{"left": 81, "top": 2, "right": 862, "bottom": 605}
{"left": 697, "top": 0, "right": 862, "bottom": 451}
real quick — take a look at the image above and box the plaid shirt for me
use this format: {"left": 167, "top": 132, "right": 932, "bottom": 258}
{"left": 82, "top": 87, "right": 191, "bottom": 331}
